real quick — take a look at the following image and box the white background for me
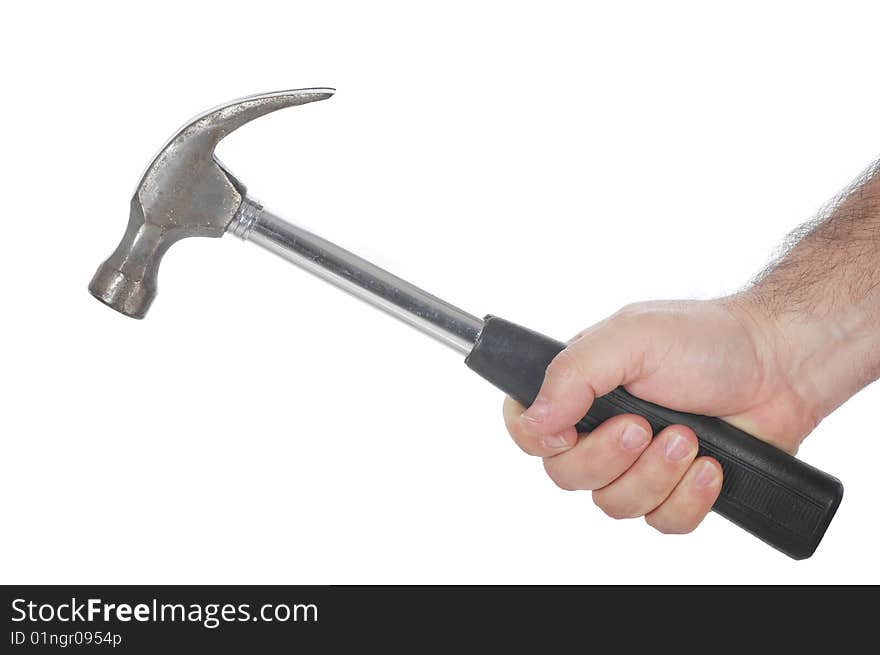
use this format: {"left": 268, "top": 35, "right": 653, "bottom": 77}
{"left": 2, "top": 1, "right": 878, "bottom": 584}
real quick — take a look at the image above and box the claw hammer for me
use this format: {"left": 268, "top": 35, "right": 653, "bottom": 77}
{"left": 89, "top": 89, "right": 843, "bottom": 559}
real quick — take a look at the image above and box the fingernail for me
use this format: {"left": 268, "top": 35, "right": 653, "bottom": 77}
{"left": 542, "top": 431, "right": 573, "bottom": 449}
{"left": 665, "top": 432, "right": 692, "bottom": 461}
{"left": 620, "top": 424, "right": 649, "bottom": 450}
{"left": 694, "top": 461, "right": 719, "bottom": 488}
{"left": 523, "top": 396, "right": 551, "bottom": 423}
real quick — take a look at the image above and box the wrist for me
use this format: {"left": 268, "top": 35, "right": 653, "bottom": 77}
{"left": 727, "top": 289, "right": 880, "bottom": 422}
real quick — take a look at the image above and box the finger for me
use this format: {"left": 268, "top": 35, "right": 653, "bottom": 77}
{"left": 645, "top": 457, "right": 723, "bottom": 534}
{"left": 592, "top": 425, "right": 698, "bottom": 519}
{"left": 503, "top": 395, "right": 578, "bottom": 456}
{"left": 542, "top": 414, "right": 652, "bottom": 490}
{"left": 516, "top": 349, "right": 595, "bottom": 439}
{"left": 512, "top": 313, "right": 653, "bottom": 444}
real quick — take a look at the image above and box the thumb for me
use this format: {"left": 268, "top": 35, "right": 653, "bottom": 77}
{"left": 517, "top": 313, "right": 652, "bottom": 439}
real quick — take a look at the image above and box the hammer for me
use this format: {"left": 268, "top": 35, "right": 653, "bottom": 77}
{"left": 89, "top": 89, "right": 843, "bottom": 559}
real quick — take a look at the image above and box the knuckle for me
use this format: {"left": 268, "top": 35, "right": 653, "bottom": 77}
{"left": 513, "top": 436, "right": 544, "bottom": 457}
{"left": 641, "top": 468, "right": 681, "bottom": 498}
{"left": 544, "top": 456, "right": 608, "bottom": 492}
{"left": 646, "top": 513, "right": 698, "bottom": 535}
{"left": 504, "top": 419, "right": 542, "bottom": 455}
{"left": 592, "top": 491, "right": 637, "bottom": 520}
{"left": 502, "top": 396, "right": 524, "bottom": 420}
{"left": 546, "top": 349, "right": 581, "bottom": 384}
{"left": 502, "top": 411, "right": 522, "bottom": 440}
{"left": 643, "top": 482, "right": 672, "bottom": 505}
{"left": 544, "top": 462, "right": 577, "bottom": 492}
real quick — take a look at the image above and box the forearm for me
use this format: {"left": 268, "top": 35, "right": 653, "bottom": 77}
{"left": 734, "top": 160, "right": 880, "bottom": 420}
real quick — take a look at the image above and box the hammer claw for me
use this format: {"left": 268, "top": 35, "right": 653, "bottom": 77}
{"left": 189, "top": 88, "right": 336, "bottom": 144}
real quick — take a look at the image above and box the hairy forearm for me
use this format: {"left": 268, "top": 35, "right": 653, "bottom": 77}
{"left": 735, "top": 160, "right": 880, "bottom": 419}
{"left": 751, "top": 159, "right": 880, "bottom": 319}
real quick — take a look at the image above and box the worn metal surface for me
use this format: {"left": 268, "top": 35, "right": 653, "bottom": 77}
{"left": 89, "top": 88, "right": 334, "bottom": 318}
{"left": 89, "top": 88, "right": 483, "bottom": 353}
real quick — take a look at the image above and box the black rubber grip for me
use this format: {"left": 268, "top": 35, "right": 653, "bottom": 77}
{"left": 465, "top": 315, "right": 843, "bottom": 559}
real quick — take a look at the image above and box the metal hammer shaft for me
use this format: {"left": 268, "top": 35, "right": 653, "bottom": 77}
{"left": 227, "top": 197, "right": 484, "bottom": 354}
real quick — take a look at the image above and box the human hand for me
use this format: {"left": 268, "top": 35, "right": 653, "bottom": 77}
{"left": 504, "top": 161, "right": 880, "bottom": 536}
{"left": 502, "top": 297, "right": 848, "bottom": 534}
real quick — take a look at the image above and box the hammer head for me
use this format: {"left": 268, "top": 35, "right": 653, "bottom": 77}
{"left": 89, "top": 88, "right": 334, "bottom": 318}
